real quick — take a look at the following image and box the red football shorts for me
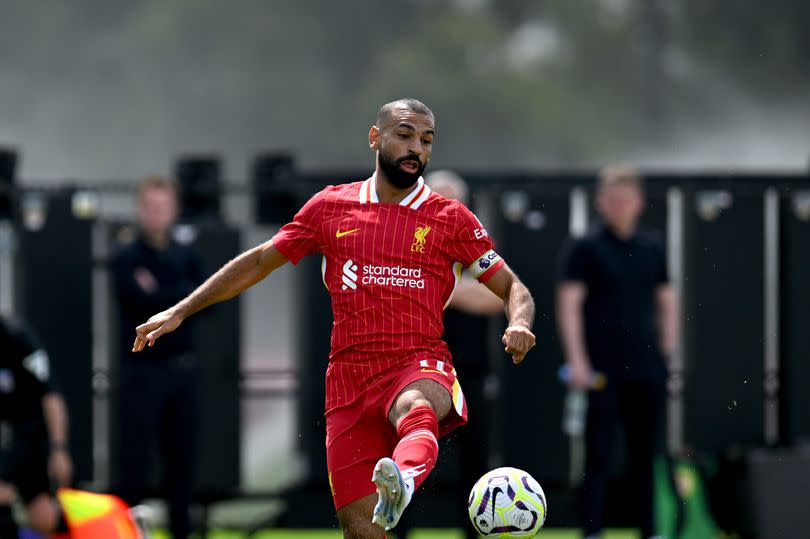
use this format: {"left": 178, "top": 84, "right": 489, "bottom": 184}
{"left": 325, "top": 358, "right": 468, "bottom": 511}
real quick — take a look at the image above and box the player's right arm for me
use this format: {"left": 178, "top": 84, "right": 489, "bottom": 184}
{"left": 133, "top": 241, "right": 289, "bottom": 351}
{"left": 555, "top": 238, "right": 592, "bottom": 389}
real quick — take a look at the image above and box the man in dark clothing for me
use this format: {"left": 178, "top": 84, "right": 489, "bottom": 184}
{"left": 111, "top": 176, "right": 203, "bottom": 539}
{"left": 429, "top": 171, "right": 504, "bottom": 538}
{"left": 556, "top": 165, "right": 678, "bottom": 539}
{"left": 0, "top": 316, "right": 72, "bottom": 538}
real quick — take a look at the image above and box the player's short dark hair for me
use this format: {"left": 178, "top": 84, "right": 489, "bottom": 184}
{"left": 597, "top": 164, "right": 644, "bottom": 192}
{"left": 137, "top": 175, "right": 178, "bottom": 199}
{"left": 376, "top": 98, "right": 434, "bottom": 126}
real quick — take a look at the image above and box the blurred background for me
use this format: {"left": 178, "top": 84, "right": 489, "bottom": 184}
{"left": 1, "top": 1, "right": 809, "bottom": 538}
{"left": 2, "top": 0, "right": 809, "bottom": 179}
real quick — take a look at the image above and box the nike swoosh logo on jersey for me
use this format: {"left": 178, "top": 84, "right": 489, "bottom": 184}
{"left": 336, "top": 228, "right": 360, "bottom": 238}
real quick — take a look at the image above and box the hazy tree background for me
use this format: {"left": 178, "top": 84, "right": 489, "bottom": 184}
{"left": 0, "top": 0, "right": 808, "bottom": 181}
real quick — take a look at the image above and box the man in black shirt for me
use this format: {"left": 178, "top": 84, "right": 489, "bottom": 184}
{"left": 0, "top": 316, "right": 72, "bottom": 538}
{"left": 111, "top": 176, "right": 203, "bottom": 539}
{"left": 556, "top": 165, "right": 678, "bottom": 539}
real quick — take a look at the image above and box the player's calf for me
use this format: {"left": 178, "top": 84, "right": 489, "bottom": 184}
{"left": 391, "top": 405, "right": 440, "bottom": 492}
{"left": 338, "top": 493, "right": 386, "bottom": 539}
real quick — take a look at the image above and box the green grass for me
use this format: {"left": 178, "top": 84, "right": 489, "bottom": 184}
{"left": 151, "top": 529, "right": 640, "bottom": 538}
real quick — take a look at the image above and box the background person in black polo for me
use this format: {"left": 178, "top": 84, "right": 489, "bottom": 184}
{"left": 556, "top": 165, "right": 678, "bottom": 539}
{"left": 0, "top": 316, "right": 72, "bottom": 538}
{"left": 112, "top": 176, "right": 203, "bottom": 539}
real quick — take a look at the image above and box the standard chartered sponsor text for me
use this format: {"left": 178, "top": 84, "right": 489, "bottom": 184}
{"left": 362, "top": 264, "right": 425, "bottom": 289}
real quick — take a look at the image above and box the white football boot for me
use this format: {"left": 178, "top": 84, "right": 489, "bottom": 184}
{"left": 371, "top": 457, "right": 414, "bottom": 531}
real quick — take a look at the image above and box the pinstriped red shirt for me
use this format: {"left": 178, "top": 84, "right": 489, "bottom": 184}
{"left": 272, "top": 175, "right": 504, "bottom": 408}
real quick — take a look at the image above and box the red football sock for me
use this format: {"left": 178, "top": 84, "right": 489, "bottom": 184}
{"left": 392, "top": 405, "right": 439, "bottom": 491}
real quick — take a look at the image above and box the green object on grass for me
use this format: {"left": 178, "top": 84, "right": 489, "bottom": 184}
{"left": 655, "top": 456, "right": 719, "bottom": 539}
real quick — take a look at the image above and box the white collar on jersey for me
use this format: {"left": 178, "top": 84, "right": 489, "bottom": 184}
{"left": 359, "top": 173, "right": 432, "bottom": 209}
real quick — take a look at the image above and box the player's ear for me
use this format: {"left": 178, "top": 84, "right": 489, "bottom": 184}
{"left": 369, "top": 125, "right": 380, "bottom": 151}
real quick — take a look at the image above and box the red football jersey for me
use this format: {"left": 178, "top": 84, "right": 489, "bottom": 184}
{"left": 272, "top": 174, "right": 504, "bottom": 408}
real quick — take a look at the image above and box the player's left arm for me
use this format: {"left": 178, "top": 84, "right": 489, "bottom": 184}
{"left": 483, "top": 265, "right": 536, "bottom": 364}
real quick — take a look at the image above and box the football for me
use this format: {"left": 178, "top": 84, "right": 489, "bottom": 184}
{"left": 467, "top": 467, "right": 547, "bottom": 537}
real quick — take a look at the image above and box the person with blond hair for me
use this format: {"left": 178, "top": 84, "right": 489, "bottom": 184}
{"left": 557, "top": 165, "right": 677, "bottom": 539}
{"left": 111, "top": 175, "right": 203, "bottom": 539}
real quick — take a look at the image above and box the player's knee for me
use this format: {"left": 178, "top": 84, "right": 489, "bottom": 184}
{"left": 392, "top": 380, "right": 452, "bottom": 423}
{"left": 405, "top": 395, "right": 434, "bottom": 413}
{"left": 390, "top": 394, "right": 433, "bottom": 425}
{"left": 26, "top": 495, "right": 57, "bottom": 534}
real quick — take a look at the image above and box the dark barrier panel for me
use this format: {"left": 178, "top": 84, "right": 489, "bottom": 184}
{"left": 640, "top": 181, "right": 670, "bottom": 235}
{"left": 748, "top": 449, "right": 810, "bottom": 538}
{"left": 16, "top": 190, "right": 94, "bottom": 482}
{"left": 285, "top": 254, "right": 334, "bottom": 526}
{"left": 492, "top": 183, "right": 572, "bottom": 485}
{"left": 294, "top": 254, "right": 332, "bottom": 484}
{"left": 683, "top": 183, "right": 764, "bottom": 451}
{"left": 779, "top": 189, "right": 810, "bottom": 445}
{"left": 287, "top": 182, "right": 333, "bottom": 488}
{"left": 193, "top": 224, "right": 242, "bottom": 492}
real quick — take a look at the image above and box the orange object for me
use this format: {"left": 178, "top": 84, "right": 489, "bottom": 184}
{"left": 55, "top": 489, "right": 142, "bottom": 539}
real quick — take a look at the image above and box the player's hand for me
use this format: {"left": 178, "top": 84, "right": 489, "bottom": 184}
{"left": 502, "top": 325, "right": 535, "bottom": 364}
{"left": 133, "top": 308, "right": 185, "bottom": 352}
{"left": 49, "top": 448, "right": 73, "bottom": 487}
{"left": 569, "top": 359, "right": 593, "bottom": 390}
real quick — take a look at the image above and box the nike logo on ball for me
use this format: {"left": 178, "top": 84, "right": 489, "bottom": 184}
{"left": 336, "top": 228, "right": 360, "bottom": 238}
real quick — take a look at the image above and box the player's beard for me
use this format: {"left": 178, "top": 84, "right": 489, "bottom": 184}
{"left": 378, "top": 149, "right": 426, "bottom": 190}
